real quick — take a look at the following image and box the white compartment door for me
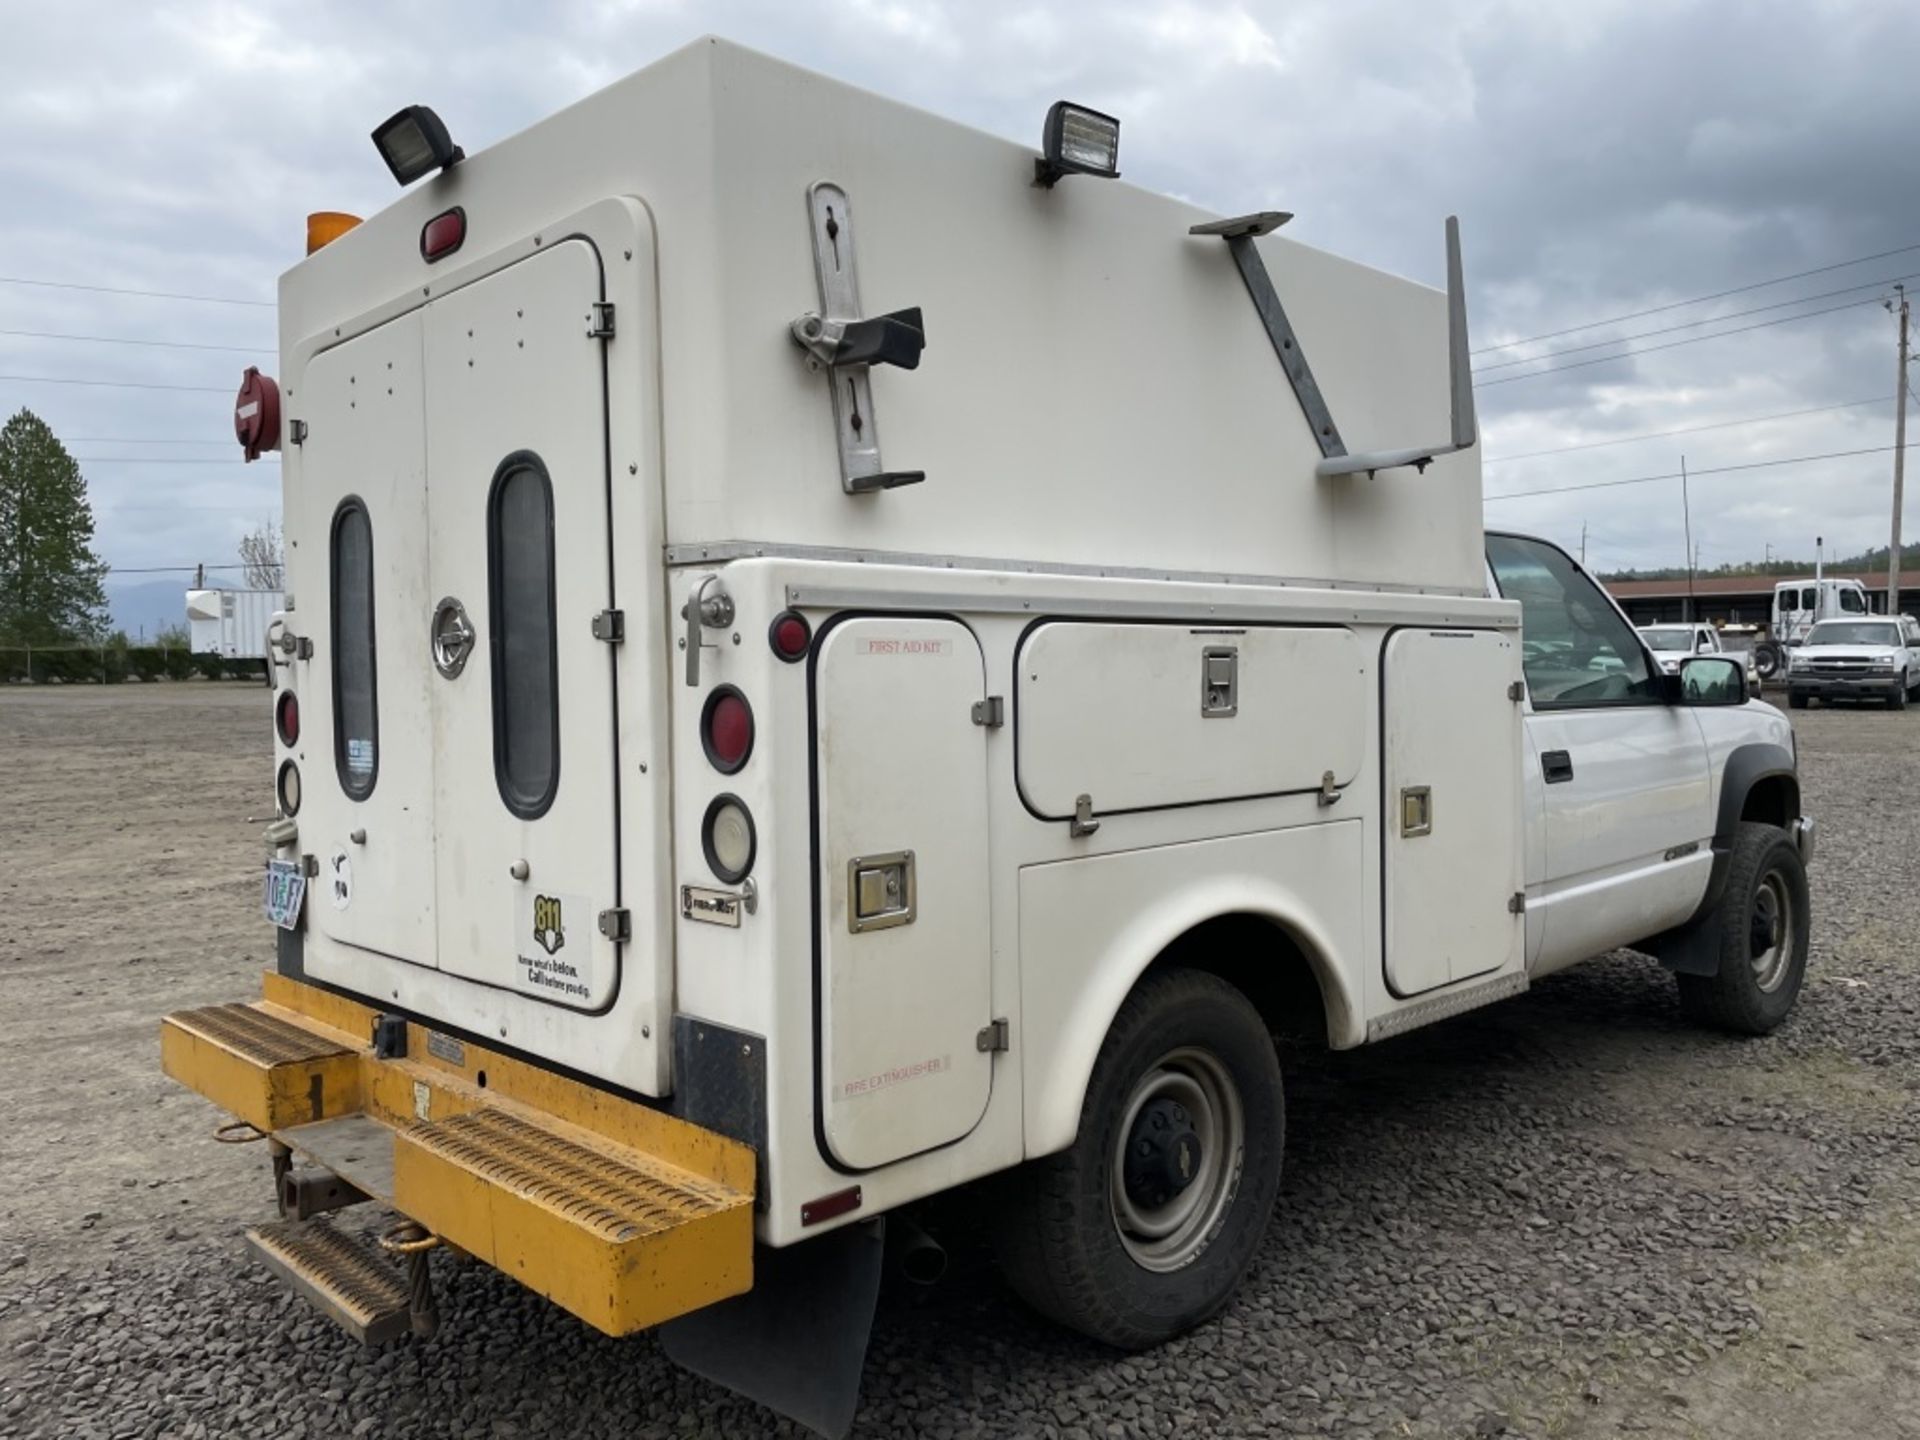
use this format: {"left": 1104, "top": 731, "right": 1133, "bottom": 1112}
{"left": 814, "top": 617, "right": 994, "bottom": 1169}
{"left": 420, "top": 240, "right": 622, "bottom": 1013}
{"left": 298, "top": 313, "right": 440, "bottom": 970}
{"left": 1382, "top": 628, "right": 1524, "bottom": 996}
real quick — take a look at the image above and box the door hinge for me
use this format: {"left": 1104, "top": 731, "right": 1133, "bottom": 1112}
{"left": 975, "top": 1018, "right": 1010, "bottom": 1053}
{"left": 597, "top": 907, "right": 631, "bottom": 942}
{"left": 591, "top": 608, "right": 625, "bottom": 643}
{"left": 971, "top": 695, "right": 1004, "bottom": 728}
{"left": 586, "top": 302, "right": 615, "bottom": 339}
{"left": 1508, "top": 892, "right": 1526, "bottom": 915}
{"left": 1508, "top": 680, "right": 1525, "bottom": 701}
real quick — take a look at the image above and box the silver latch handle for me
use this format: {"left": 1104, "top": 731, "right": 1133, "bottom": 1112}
{"left": 682, "top": 574, "right": 735, "bottom": 687}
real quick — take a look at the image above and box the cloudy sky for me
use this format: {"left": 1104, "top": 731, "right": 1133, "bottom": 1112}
{"left": 4, "top": 0, "right": 1919, "bottom": 593}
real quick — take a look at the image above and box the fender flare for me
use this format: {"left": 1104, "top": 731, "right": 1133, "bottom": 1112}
{"left": 1023, "top": 878, "right": 1358, "bottom": 1161}
{"left": 1642, "top": 742, "right": 1799, "bottom": 976}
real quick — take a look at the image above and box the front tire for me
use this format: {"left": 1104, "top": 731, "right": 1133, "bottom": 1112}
{"left": 1891, "top": 677, "right": 1908, "bottom": 711}
{"left": 994, "top": 969, "right": 1283, "bottom": 1350}
{"left": 1676, "top": 821, "right": 1810, "bottom": 1035}
{"left": 1787, "top": 690, "right": 1809, "bottom": 709}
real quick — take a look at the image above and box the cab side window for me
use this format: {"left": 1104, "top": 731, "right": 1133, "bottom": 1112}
{"left": 1839, "top": 588, "right": 1866, "bottom": 614}
{"left": 1487, "top": 534, "right": 1658, "bottom": 707}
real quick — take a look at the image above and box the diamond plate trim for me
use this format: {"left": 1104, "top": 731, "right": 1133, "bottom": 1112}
{"left": 1367, "top": 969, "right": 1530, "bottom": 1042}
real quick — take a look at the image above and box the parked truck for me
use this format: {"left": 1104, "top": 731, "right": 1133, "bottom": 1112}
{"left": 161, "top": 40, "right": 1814, "bottom": 1438}
{"left": 185, "top": 586, "right": 284, "bottom": 681}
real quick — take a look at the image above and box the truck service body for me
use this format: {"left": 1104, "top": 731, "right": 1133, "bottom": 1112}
{"left": 161, "top": 39, "right": 1815, "bottom": 1435}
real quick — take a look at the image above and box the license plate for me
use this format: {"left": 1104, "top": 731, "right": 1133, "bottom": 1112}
{"left": 264, "top": 858, "right": 307, "bottom": 931}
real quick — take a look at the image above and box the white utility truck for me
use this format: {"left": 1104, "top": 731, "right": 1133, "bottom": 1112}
{"left": 161, "top": 40, "right": 1814, "bottom": 1438}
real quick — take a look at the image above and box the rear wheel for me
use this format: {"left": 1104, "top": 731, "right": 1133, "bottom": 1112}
{"left": 994, "top": 969, "right": 1282, "bottom": 1349}
{"left": 1676, "top": 822, "right": 1810, "bottom": 1035}
{"left": 1787, "top": 690, "right": 1809, "bottom": 709}
{"left": 1753, "top": 642, "right": 1783, "bottom": 681}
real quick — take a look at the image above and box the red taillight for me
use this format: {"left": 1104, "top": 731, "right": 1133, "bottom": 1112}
{"left": 420, "top": 206, "right": 466, "bottom": 263}
{"left": 276, "top": 690, "right": 300, "bottom": 746}
{"left": 701, "top": 687, "right": 754, "bottom": 774}
{"left": 769, "top": 610, "right": 812, "bottom": 663}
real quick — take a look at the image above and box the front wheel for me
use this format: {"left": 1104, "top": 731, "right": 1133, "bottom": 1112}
{"left": 1676, "top": 821, "right": 1811, "bottom": 1035}
{"left": 1891, "top": 677, "right": 1909, "bottom": 711}
{"left": 994, "top": 969, "right": 1283, "bottom": 1350}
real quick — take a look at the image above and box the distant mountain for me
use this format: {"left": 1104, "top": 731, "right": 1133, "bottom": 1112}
{"left": 106, "top": 578, "right": 191, "bottom": 641}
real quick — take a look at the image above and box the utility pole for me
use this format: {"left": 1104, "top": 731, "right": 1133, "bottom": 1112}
{"left": 1580, "top": 521, "right": 1587, "bottom": 565}
{"left": 1680, "top": 455, "right": 1697, "bottom": 624}
{"left": 1890, "top": 284, "right": 1909, "bottom": 615}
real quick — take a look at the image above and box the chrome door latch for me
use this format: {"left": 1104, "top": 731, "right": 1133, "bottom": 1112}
{"left": 1318, "top": 770, "right": 1341, "bottom": 807}
{"left": 848, "top": 851, "right": 915, "bottom": 933}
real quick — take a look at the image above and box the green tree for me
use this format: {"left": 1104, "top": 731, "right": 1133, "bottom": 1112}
{"left": 0, "top": 409, "right": 108, "bottom": 643}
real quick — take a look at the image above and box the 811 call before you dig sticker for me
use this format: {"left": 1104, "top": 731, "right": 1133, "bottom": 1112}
{"left": 511, "top": 888, "right": 601, "bottom": 1006}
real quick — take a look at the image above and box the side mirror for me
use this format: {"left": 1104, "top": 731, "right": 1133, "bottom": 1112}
{"left": 1675, "top": 655, "right": 1745, "bottom": 706}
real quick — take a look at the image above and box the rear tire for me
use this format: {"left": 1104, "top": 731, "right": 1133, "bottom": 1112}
{"left": 1787, "top": 691, "right": 1809, "bottom": 710}
{"left": 1676, "top": 822, "right": 1810, "bottom": 1036}
{"left": 994, "top": 969, "right": 1283, "bottom": 1350}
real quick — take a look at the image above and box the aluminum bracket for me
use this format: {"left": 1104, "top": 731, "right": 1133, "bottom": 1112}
{"left": 795, "top": 181, "right": 925, "bottom": 494}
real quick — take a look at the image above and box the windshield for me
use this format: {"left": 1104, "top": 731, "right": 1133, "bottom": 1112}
{"left": 1638, "top": 627, "right": 1693, "bottom": 650}
{"left": 1805, "top": 621, "right": 1902, "bottom": 647}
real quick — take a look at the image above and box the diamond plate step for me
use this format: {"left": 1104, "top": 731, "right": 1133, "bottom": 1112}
{"left": 161, "top": 1003, "right": 361, "bottom": 1132}
{"left": 246, "top": 1218, "right": 411, "bottom": 1346}
{"left": 393, "top": 1106, "right": 753, "bottom": 1335}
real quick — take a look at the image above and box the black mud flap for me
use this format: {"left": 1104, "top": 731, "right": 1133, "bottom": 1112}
{"left": 659, "top": 1218, "right": 884, "bottom": 1439}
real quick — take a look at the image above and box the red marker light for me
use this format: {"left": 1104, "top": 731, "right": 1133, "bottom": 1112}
{"left": 276, "top": 690, "right": 300, "bottom": 746}
{"left": 769, "top": 610, "right": 812, "bottom": 662}
{"left": 701, "top": 687, "right": 754, "bottom": 774}
{"left": 420, "top": 207, "right": 466, "bottom": 263}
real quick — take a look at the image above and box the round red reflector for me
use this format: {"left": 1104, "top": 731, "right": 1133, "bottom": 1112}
{"left": 276, "top": 690, "right": 300, "bottom": 746}
{"left": 234, "top": 366, "right": 281, "bottom": 462}
{"left": 701, "top": 687, "right": 754, "bottom": 774}
{"left": 769, "top": 611, "right": 812, "bottom": 662}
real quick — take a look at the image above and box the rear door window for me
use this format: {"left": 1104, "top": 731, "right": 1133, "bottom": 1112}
{"left": 331, "top": 499, "right": 379, "bottom": 798}
{"left": 488, "top": 451, "right": 559, "bottom": 819}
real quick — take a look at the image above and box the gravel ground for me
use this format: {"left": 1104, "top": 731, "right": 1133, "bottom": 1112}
{"left": 3, "top": 686, "right": 1919, "bottom": 1439}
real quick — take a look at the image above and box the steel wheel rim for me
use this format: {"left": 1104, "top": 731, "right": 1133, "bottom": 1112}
{"left": 1749, "top": 869, "right": 1794, "bottom": 992}
{"left": 1109, "top": 1046, "right": 1245, "bottom": 1273}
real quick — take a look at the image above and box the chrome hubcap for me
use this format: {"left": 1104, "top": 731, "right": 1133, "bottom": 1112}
{"left": 1749, "top": 870, "right": 1794, "bottom": 992}
{"left": 1110, "top": 1047, "right": 1244, "bottom": 1273}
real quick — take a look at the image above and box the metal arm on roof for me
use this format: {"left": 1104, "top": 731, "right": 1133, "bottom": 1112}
{"left": 1190, "top": 212, "right": 1478, "bottom": 479}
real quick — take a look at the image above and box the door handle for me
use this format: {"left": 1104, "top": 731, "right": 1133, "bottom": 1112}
{"left": 1541, "top": 749, "right": 1574, "bottom": 784}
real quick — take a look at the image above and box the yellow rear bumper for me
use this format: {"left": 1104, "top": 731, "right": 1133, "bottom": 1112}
{"left": 161, "top": 973, "right": 754, "bottom": 1336}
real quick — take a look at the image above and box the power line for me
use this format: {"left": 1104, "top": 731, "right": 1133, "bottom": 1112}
{"left": 74, "top": 455, "right": 276, "bottom": 464}
{"left": 0, "top": 274, "right": 273, "bottom": 308}
{"left": 63, "top": 436, "right": 241, "bottom": 445}
{"left": 1471, "top": 240, "right": 1920, "bottom": 356}
{"left": 101, "top": 563, "right": 256, "bottom": 575}
{"left": 0, "top": 373, "right": 231, "bottom": 393}
{"left": 1471, "top": 272, "right": 1920, "bottom": 375}
{"left": 0, "top": 328, "right": 269, "bottom": 354}
{"left": 1473, "top": 297, "right": 1883, "bottom": 388}
{"left": 1483, "top": 396, "right": 1887, "bottom": 464}
{"left": 1483, "top": 444, "right": 1901, "bottom": 502}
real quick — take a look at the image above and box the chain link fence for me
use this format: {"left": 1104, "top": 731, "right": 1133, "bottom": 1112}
{"left": 0, "top": 643, "right": 269, "bottom": 684}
